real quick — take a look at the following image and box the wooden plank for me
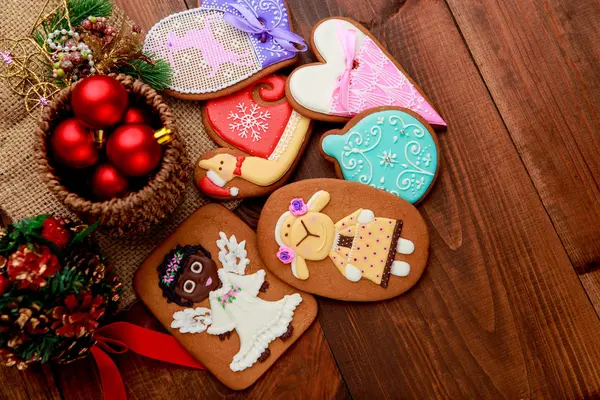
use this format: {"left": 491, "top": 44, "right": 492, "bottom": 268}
{"left": 444, "top": 0, "right": 600, "bottom": 312}
{"left": 0, "top": 365, "right": 61, "bottom": 400}
{"left": 279, "top": 0, "right": 600, "bottom": 398}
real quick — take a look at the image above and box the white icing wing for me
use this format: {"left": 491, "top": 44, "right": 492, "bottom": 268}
{"left": 216, "top": 232, "right": 250, "bottom": 275}
{"left": 171, "top": 307, "right": 212, "bottom": 334}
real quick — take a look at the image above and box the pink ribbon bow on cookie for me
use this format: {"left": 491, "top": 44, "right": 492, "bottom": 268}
{"left": 224, "top": 3, "right": 307, "bottom": 52}
{"left": 334, "top": 23, "right": 358, "bottom": 112}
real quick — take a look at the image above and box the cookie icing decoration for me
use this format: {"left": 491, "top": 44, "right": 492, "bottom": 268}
{"left": 195, "top": 75, "right": 312, "bottom": 199}
{"left": 216, "top": 231, "right": 250, "bottom": 275}
{"left": 158, "top": 245, "right": 221, "bottom": 306}
{"left": 143, "top": 0, "right": 306, "bottom": 99}
{"left": 171, "top": 307, "right": 213, "bottom": 333}
{"left": 207, "top": 269, "right": 302, "bottom": 372}
{"left": 321, "top": 107, "right": 440, "bottom": 204}
{"left": 287, "top": 18, "right": 446, "bottom": 128}
{"left": 274, "top": 191, "right": 415, "bottom": 287}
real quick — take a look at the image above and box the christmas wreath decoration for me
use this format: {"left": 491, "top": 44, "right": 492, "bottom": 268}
{"left": 0, "top": 214, "right": 121, "bottom": 369}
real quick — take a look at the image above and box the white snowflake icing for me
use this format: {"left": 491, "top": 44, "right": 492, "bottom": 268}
{"left": 216, "top": 232, "right": 250, "bottom": 275}
{"left": 377, "top": 149, "right": 398, "bottom": 168}
{"left": 228, "top": 102, "right": 270, "bottom": 142}
{"left": 171, "top": 308, "right": 212, "bottom": 334}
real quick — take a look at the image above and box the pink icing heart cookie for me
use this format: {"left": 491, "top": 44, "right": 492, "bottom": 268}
{"left": 286, "top": 17, "right": 446, "bottom": 129}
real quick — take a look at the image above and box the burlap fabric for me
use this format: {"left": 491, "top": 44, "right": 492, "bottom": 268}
{"left": 0, "top": 0, "right": 237, "bottom": 308}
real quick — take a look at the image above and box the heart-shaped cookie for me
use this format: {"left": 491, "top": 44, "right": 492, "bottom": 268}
{"left": 195, "top": 75, "right": 312, "bottom": 199}
{"left": 320, "top": 106, "right": 440, "bottom": 205}
{"left": 286, "top": 17, "right": 446, "bottom": 129}
{"left": 143, "top": 0, "right": 306, "bottom": 100}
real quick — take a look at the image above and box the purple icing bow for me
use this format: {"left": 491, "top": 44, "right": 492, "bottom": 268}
{"left": 335, "top": 23, "right": 358, "bottom": 111}
{"left": 223, "top": 3, "right": 307, "bottom": 52}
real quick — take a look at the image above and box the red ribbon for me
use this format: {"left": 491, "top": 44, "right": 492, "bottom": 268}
{"left": 90, "top": 322, "right": 206, "bottom": 400}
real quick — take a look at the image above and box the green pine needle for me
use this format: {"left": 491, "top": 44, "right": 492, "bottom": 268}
{"left": 67, "top": 0, "right": 113, "bottom": 27}
{"left": 117, "top": 56, "right": 173, "bottom": 91}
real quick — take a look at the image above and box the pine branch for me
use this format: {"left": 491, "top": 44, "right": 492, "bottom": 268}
{"left": 32, "top": 0, "right": 113, "bottom": 47}
{"left": 67, "top": 0, "right": 113, "bottom": 27}
{"left": 117, "top": 56, "right": 173, "bottom": 91}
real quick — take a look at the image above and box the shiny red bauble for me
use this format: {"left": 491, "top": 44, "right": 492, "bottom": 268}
{"left": 106, "top": 124, "right": 162, "bottom": 177}
{"left": 91, "top": 163, "right": 129, "bottom": 200}
{"left": 71, "top": 75, "right": 129, "bottom": 129}
{"left": 121, "top": 107, "right": 152, "bottom": 125}
{"left": 50, "top": 118, "right": 99, "bottom": 168}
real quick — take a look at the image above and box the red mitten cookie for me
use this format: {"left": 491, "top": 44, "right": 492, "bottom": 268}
{"left": 195, "top": 75, "right": 312, "bottom": 199}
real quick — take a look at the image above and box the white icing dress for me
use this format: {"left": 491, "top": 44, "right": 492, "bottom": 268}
{"left": 207, "top": 269, "right": 302, "bottom": 372}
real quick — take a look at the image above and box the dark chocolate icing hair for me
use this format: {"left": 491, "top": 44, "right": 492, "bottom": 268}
{"left": 157, "top": 244, "right": 211, "bottom": 307}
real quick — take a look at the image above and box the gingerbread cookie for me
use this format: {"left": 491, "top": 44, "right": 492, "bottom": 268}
{"left": 195, "top": 75, "right": 312, "bottom": 199}
{"left": 256, "top": 179, "right": 429, "bottom": 302}
{"left": 134, "top": 204, "right": 317, "bottom": 389}
{"left": 320, "top": 107, "right": 440, "bottom": 205}
{"left": 143, "top": 0, "right": 307, "bottom": 100}
{"left": 286, "top": 17, "right": 446, "bottom": 129}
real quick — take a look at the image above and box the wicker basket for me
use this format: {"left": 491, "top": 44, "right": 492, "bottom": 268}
{"left": 35, "top": 74, "right": 189, "bottom": 236}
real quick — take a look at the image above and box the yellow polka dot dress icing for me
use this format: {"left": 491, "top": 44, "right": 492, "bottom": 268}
{"left": 321, "top": 107, "right": 440, "bottom": 204}
{"left": 275, "top": 191, "right": 415, "bottom": 288}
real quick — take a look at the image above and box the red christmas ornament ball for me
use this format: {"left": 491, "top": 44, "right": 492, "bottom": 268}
{"left": 91, "top": 163, "right": 129, "bottom": 200}
{"left": 71, "top": 75, "right": 128, "bottom": 129}
{"left": 106, "top": 124, "right": 163, "bottom": 177}
{"left": 121, "top": 107, "right": 152, "bottom": 125}
{"left": 50, "top": 118, "right": 99, "bottom": 168}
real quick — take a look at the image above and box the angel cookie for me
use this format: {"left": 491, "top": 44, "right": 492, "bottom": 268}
{"left": 134, "top": 204, "right": 317, "bottom": 389}
{"left": 144, "top": 0, "right": 307, "bottom": 100}
{"left": 195, "top": 75, "right": 312, "bottom": 199}
{"left": 321, "top": 107, "right": 440, "bottom": 204}
{"left": 257, "top": 179, "right": 430, "bottom": 301}
{"left": 286, "top": 17, "right": 446, "bottom": 129}
{"left": 158, "top": 245, "right": 302, "bottom": 372}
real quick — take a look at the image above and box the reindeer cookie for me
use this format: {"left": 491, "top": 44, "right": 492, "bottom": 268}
{"left": 257, "top": 179, "right": 430, "bottom": 301}
{"left": 195, "top": 75, "right": 312, "bottom": 199}
{"left": 144, "top": 0, "right": 307, "bottom": 100}
{"left": 134, "top": 204, "right": 317, "bottom": 389}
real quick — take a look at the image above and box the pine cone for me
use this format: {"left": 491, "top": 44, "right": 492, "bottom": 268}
{"left": 50, "top": 292, "right": 105, "bottom": 338}
{"left": 53, "top": 333, "right": 96, "bottom": 365}
{"left": 6, "top": 245, "right": 61, "bottom": 290}
{"left": 64, "top": 246, "right": 106, "bottom": 284}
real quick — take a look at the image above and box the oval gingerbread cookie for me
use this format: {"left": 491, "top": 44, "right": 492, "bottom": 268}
{"left": 320, "top": 107, "right": 440, "bottom": 205}
{"left": 257, "top": 179, "right": 429, "bottom": 302}
{"left": 144, "top": 0, "right": 307, "bottom": 100}
{"left": 286, "top": 17, "right": 446, "bottom": 129}
{"left": 195, "top": 75, "right": 312, "bottom": 199}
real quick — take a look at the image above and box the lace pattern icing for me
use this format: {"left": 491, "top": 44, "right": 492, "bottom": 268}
{"left": 143, "top": 0, "right": 296, "bottom": 94}
{"left": 329, "top": 36, "right": 445, "bottom": 127}
{"left": 268, "top": 111, "right": 302, "bottom": 161}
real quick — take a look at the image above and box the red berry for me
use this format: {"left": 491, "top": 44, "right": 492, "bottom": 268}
{"left": 41, "top": 216, "right": 71, "bottom": 248}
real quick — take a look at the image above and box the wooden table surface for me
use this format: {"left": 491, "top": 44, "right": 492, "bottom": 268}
{"left": 3, "top": 0, "right": 600, "bottom": 398}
